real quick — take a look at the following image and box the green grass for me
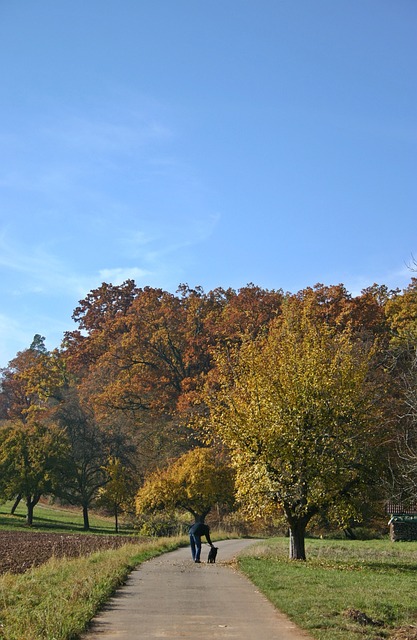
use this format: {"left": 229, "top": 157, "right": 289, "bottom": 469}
{"left": 0, "top": 500, "right": 133, "bottom": 534}
{"left": 238, "top": 537, "right": 417, "bottom": 640}
{"left": 0, "top": 537, "right": 186, "bottom": 640}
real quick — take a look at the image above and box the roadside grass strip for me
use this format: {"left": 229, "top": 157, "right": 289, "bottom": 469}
{"left": 238, "top": 537, "right": 417, "bottom": 640}
{"left": 0, "top": 537, "right": 184, "bottom": 640}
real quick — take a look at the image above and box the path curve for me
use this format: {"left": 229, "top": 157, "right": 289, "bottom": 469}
{"left": 83, "top": 538, "right": 313, "bottom": 640}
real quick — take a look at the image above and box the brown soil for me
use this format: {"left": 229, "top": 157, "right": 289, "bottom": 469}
{"left": 0, "top": 530, "right": 141, "bottom": 575}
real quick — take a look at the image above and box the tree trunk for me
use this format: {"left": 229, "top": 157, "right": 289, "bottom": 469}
{"left": 82, "top": 504, "right": 90, "bottom": 531}
{"left": 11, "top": 494, "right": 22, "bottom": 514}
{"left": 289, "top": 520, "right": 307, "bottom": 560}
{"left": 26, "top": 498, "right": 34, "bottom": 526}
{"left": 114, "top": 504, "right": 119, "bottom": 534}
{"left": 25, "top": 494, "right": 40, "bottom": 526}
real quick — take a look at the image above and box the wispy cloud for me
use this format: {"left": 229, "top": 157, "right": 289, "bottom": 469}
{"left": 0, "top": 312, "right": 30, "bottom": 362}
{"left": 0, "top": 101, "right": 177, "bottom": 206}
{"left": 122, "top": 212, "right": 221, "bottom": 261}
{"left": 98, "top": 267, "right": 151, "bottom": 285}
{"left": 0, "top": 97, "right": 221, "bottom": 363}
{"left": 345, "top": 264, "right": 415, "bottom": 297}
{"left": 0, "top": 309, "right": 75, "bottom": 366}
{"left": 43, "top": 111, "right": 174, "bottom": 155}
{"left": 0, "top": 233, "right": 91, "bottom": 299}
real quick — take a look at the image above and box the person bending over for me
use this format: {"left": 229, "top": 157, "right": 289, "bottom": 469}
{"left": 189, "top": 522, "right": 213, "bottom": 563}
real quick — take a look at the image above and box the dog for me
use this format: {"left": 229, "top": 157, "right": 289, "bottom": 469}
{"left": 207, "top": 545, "right": 218, "bottom": 563}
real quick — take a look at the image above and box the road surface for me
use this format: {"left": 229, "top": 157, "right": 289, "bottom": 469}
{"left": 82, "top": 538, "right": 313, "bottom": 640}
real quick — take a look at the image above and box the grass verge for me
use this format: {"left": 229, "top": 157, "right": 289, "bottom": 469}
{"left": 0, "top": 537, "right": 185, "bottom": 640}
{"left": 237, "top": 537, "right": 417, "bottom": 640}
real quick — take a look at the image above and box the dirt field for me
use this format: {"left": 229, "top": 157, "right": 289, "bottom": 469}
{"left": 0, "top": 530, "right": 141, "bottom": 575}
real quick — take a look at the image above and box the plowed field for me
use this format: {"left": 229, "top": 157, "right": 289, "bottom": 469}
{"left": 0, "top": 531, "right": 141, "bottom": 575}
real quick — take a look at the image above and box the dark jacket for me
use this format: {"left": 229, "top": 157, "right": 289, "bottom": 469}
{"left": 189, "top": 522, "right": 213, "bottom": 545}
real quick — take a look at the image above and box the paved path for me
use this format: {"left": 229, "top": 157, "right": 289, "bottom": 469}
{"left": 83, "top": 539, "right": 313, "bottom": 640}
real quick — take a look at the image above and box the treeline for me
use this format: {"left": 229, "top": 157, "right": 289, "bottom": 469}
{"left": 0, "top": 280, "right": 416, "bottom": 550}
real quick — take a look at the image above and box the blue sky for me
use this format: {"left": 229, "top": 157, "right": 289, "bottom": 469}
{"left": 0, "top": 1, "right": 416, "bottom": 367}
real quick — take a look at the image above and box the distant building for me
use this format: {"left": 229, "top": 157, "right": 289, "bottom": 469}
{"left": 386, "top": 503, "right": 417, "bottom": 541}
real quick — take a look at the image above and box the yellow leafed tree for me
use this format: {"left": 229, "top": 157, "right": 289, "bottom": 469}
{"left": 135, "top": 447, "right": 235, "bottom": 524}
{"left": 201, "top": 297, "right": 387, "bottom": 559}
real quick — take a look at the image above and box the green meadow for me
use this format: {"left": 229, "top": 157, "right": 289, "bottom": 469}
{"left": 238, "top": 537, "right": 417, "bottom": 640}
{"left": 0, "top": 500, "right": 129, "bottom": 534}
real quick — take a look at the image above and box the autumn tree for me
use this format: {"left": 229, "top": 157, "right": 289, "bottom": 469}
{"left": 63, "top": 282, "right": 284, "bottom": 470}
{"left": 211, "top": 283, "right": 283, "bottom": 343}
{"left": 201, "top": 297, "right": 387, "bottom": 560}
{"left": 0, "top": 337, "right": 68, "bottom": 514}
{"left": 385, "top": 279, "right": 417, "bottom": 504}
{"left": 0, "top": 420, "right": 69, "bottom": 525}
{"left": 293, "top": 283, "right": 397, "bottom": 344}
{"left": 136, "top": 447, "right": 235, "bottom": 524}
{"left": 0, "top": 337, "right": 47, "bottom": 421}
{"left": 65, "top": 285, "right": 205, "bottom": 469}
{"left": 96, "top": 457, "right": 137, "bottom": 533}
{"left": 52, "top": 388, "right": 115, "bottom": 530}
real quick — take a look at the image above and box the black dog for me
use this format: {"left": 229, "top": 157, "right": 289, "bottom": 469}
{"left": 207, "top": 546, "right": 218, "bottom": 563}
